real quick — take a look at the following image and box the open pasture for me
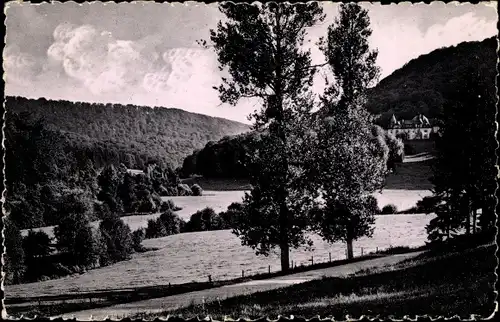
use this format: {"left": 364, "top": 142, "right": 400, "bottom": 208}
{"left": 21, "top": 189, "right": 432, "bottom": 238}
{"left": 9, "top": 213, "right": 433, "bottom": 299}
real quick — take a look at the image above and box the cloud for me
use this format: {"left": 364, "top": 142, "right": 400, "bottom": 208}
{"left": 3, "top": 45, "right": 43, "bottom": 85}
{"left": 4, "top": 2, "right": 497, "bottom": 123}
{"left": 371, "top": 11, "right": 497, "bottom": 78}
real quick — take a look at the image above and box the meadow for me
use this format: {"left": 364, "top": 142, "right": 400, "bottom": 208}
{"left": 157, "top": 243, "right": 496, "bottom": 319}
{"left": 21, "top": 189, "right": 432, "bottom": 238}
{"left": 8, "top": 213, "right": 433, "bottom": 300}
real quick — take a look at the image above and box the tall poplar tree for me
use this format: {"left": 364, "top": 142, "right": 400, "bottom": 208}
{"left": 311, "top": 3, "right": 387, "bottom": 259}
{"left": 206, "top": 2, "right": 324, "bottom": 271}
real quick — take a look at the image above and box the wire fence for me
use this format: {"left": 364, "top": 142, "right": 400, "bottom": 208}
{"left": 207, "top": 245, "right": 398, "bottom": 282}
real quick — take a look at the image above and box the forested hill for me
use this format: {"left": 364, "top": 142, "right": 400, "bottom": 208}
{"left": 367, "top": 36, "right": 497, "bottom": 126}
{"left": 5, "top": 96, "right": 250, "bottom": 169}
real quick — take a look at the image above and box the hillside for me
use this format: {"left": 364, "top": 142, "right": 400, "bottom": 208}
{"left": 367, "top": 36, "right": 497, "bottom": 126}
{"left": 5, "top": 96, "right": 250, "bottom": 169}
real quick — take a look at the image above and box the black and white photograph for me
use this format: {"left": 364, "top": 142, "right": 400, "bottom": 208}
{"left": 2, "top": 1, "right": 498, "bottom": 320}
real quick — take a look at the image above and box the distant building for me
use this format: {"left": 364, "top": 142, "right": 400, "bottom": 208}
{"left": 387, "top": 114, "right": 440, "bottom": 140}
{"left": 127, "top": 169, "right": 144, "bottom": 176}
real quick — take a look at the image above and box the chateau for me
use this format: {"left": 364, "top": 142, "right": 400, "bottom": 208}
{"left": 387, "top": 114, "right": 440, "bottom": 140}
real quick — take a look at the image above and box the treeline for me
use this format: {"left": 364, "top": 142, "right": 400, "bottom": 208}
{"left": 5, "top": 96, "right": 249, "bottom": 169}
{"left": 4, "top": 197, "right": 148, "bottom": 284}
{"left": 143, "top": 204, "right": 240, "bottom": 239}
{"left": 181, "top": 126, "right": 404, "bottom": 179}
{"left": 367, "top": 37, "right": 496, "bottom": 127}
{"left": 417, "top": 62, "right": 497, "bottom": 242}
{"left": 3, "top": 111, "right": 204, "bottom": 230}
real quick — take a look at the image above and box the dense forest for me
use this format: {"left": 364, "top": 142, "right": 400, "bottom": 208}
{"left": 181, "top": 125, "right": 404, "bottom": 179}
{"left": 367, "top": 37, "right": 496, "bottom": 126}
{"left": 4, "top": 96, "right": 250, "bottom": 169}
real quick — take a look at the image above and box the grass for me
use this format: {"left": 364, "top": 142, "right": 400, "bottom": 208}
{"left": 384, "top": 158, "right": 434, "bottom": 190}
{"left": 6, "top": 250, "right": 408, "bottom": 318}
{"left": 138, "top": 241, "right": 496, "bottom": 320}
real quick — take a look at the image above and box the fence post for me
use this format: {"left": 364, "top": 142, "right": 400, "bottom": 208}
{"left": 329, "top": 252, "right": 332, "bottom": 263}
{"left": 208, "top": 275, "right": 212, "bottom": 283}
{"left": 376, "top": 247, "right": 379, "bottom": 253}
{"left": 361, "top": 247, "right": 364, "bottom": 256}
{"left": 242, "top": 270, "right": 244, "bottom": 278}
{"left": 311, "top": 256, "right": 314, "bottom": 265}
{"left": 268, "top": 265, "right": 271, "bottom": 274}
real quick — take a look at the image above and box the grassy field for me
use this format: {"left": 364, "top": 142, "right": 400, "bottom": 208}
{"left": 8, "top": 214, "right": 432, "bottom": 302}
{"left": 140, "top": 242, "right": 496, "bottom": 320}
{"left": 5, "top": 248, "right": 421, "bottom": 318}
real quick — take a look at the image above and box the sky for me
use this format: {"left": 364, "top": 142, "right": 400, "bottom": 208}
{"left": 4, "top": 1, "right": 498, "bottom": 124}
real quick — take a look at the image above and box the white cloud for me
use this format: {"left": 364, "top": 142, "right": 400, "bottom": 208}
{"left": 371, "top": 11, "right": 497, "bottom": 78}
{"left": 4, "top": 3, "right": 497, "bottom": 123}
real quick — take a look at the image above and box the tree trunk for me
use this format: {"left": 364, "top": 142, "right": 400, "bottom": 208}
{"left": 472, "top": 208, "right": 477, "bottom": 234}
{"left": 464, "top": 197, "right": 471, "bottom": 235}
{"left": 346, "top": 238, "right": 354, "bottom": 260}
{"left": 280, "top": 242, "right": 290, "bottom": 272}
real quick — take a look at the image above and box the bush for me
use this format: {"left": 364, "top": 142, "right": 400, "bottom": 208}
{"left": 159, "top": 210, "right": 185, "bottom": 235}
{"left": 132, "top": 228, "right": 146, "bottom": 252}
{"left": 145, "top": 218, "right": 167, "bottom": 239}
{"left": 23, "top": 230, "right": 52, "bottom": 259}
{"left": 381, "top": 204, "right": 398, "bottom": 214}
{"left": 54, "top": 209, "right": 100, "bottom": 269}
{"left": 4, "top": 218, "right": 25, "bottom": 284}
{"left": 219, "top": 202, "right": 244, "bottom": 229}
{"left": 177, "top": 183, "right": 193, "bottom": 196}
{"left": 151, "top": 193, "right": 163, "bottom": 211}
{"left": 191, "top": 184, "right": 203, "bottom": 196}
{"left": 160, "top": 199, "right": 182, "bottom": 212}
{"left": 184, "top": 207, "right": 225, "bottom": 232}
{"left": 98, "top": 212, "right": 134, "bottom": 265}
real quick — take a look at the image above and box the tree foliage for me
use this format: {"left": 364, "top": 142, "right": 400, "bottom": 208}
{"left": 53, "top": 190, "right": 99, "bottom": 268}
{"left": 368, "top": 37, "right": 496, "bottom": 126}
{"left": 5, "top": 96, "right": 249, "bottom": 169}
{"left": 310, "top": 3, "right": 387, "bottom": 260}
{"left": 208, "top": 2, "right": 326, "bottom": 271}
{"left": 3, "top": 217, "right": 25, "bottom": 284}
{"left": 182, "top": 125, "right": 402, "bottom": 178}
{"left": 98, "top": 210, "right": 134, "bottom": 266}
{"left": 425, "top": 62, "right": 497, "bottom": 241}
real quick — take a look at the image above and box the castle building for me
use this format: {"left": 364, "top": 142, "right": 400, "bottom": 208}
{"left": 387, "top": 114, "right": 440, "bottom": 140}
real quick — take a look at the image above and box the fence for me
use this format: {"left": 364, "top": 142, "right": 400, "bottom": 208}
{"left": 7, "top": 245, "right": 406, "bottom": 309}
{"left": 207, "top": 245, "right": 398, "bottom": 282}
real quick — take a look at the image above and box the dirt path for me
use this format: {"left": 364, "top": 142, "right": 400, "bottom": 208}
{"left": 60, "top": 251, "right": 423, "bottom": 320}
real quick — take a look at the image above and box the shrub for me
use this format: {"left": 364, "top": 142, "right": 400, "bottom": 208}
{"left": 177, "top": 183, "right": 193, "bottom": 196}
{"left": 219, "top": 202, "right": 244, "bottom": 229}
{"left": 159, "top": 210, "right": 185, "bottom": 235}
{"left": 185, "top": 207, "right": 222, "bottom": 232}
{"left": 132, "top": 228, "right": 146, "bottom": 252}
{"left": 4, "top": 218, "right": 25, "bottom": 284}
{"left": 191, "top": 184, "right": 203, "bottom": 196}
{"left": 145, "top": 218, "right": 167, "bottom": 239}
{"left": 151, "top": 193, "right": 163, "bottom": 211}
{"left": 381, "top": 204, "right": 398, "bottom": 214}
{"left": 98, "top": 212, "right": 134, "bottom": 264}
{"left": 22, "top": 230, "right": 52, "bottom": 259}
{"left": 54, "top": 211, "right": 99, "bottom": 269}
{"left": 160, "top": 199, "right": 181, "bottom": 212}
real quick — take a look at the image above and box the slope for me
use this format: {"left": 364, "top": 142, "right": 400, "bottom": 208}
{"left": 367, "top": 36, "right": 497, "bottom": 126}
{"left": 4, "top": 96, "right": 250, "bottom": 169}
